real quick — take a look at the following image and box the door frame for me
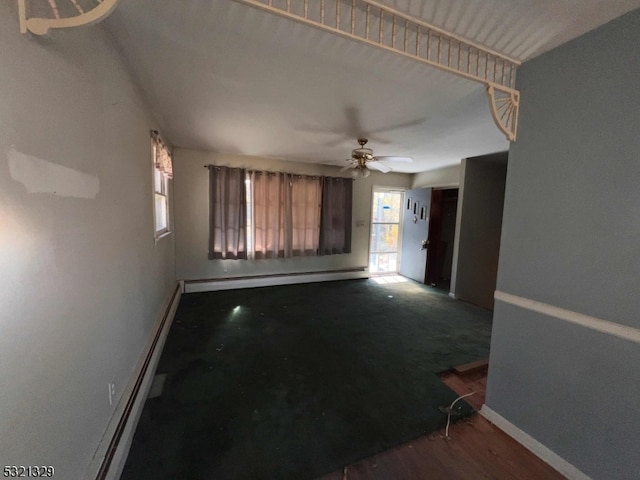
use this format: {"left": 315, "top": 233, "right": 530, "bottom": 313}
{"left": 425, "top": 188, "right": 459, "bottom": 288}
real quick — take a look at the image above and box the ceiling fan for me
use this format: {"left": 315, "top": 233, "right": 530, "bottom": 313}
{"left": 340, "top": 139, "right": 413, "bottom": 178}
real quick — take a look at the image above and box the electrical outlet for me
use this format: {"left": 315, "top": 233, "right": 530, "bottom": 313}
{"left": 108, "top": 382, "right": 116, "bottom": 405}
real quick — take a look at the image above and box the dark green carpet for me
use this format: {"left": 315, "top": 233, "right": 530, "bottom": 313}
{"left": 121, "top": 279, "right": 492, "bottom": 480}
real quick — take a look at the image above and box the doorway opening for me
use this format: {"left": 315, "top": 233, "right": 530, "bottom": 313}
{"left": 426, "top": 188, "right": 459, "bottom": 291}
{"left": 369, "top": 189, "right": 404, "bottom": 275}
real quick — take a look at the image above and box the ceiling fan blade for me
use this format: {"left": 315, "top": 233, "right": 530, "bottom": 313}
{"left": 368, "top": 162, "right": 392, "bottom": 173}
{"left": 339, "top": 164, "right": 354, "bottom": 173}
{"left": 373, "top": 156, "right": 413, "bottom": 163}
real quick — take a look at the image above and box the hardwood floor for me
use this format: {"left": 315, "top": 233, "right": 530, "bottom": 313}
{"left": 318, "top": 365, "right": 566, "bottom": 480}
{"left": 439, "top": 361, "right": 489, "bottom": 412}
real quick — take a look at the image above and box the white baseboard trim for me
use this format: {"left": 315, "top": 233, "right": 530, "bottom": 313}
{"left": 85, "top": 282, "right": 182, "bottom": 480}
{"left": 184, "top": 268, "right": 369, "bottom": 293}
{"left": 480, "top": 405, "right": 592, "bottom": 480}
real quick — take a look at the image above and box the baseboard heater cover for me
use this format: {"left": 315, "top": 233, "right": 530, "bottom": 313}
{"left": 87, "top": 282, "right": 182, "bottom": 480}
{"left": 480, "top": 405, "right": 592, "bottom": 480}
{"left": 183, "top": 267, "right": 369, "bottom": 293}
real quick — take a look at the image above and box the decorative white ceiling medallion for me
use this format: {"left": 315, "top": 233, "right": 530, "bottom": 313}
{"left": 18, "top": 0, "right": 119, "bottom": 35}
{"left": 231, "top": 0, "right": 521, "bottom": 141}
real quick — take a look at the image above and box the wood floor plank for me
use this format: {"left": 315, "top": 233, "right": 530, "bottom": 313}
{"left": 453, "top": 358, "right": 489, "bottom": 374}
{"left": 318, "top": 369, "right": 566, "bottom": 480}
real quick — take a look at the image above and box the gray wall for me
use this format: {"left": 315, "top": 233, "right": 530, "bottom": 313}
{"left": 0, "top": 6, "right": 175, "bottom": 478}
{"left": 451, "top": 153, "right": 507, "bottom": 310}
{"left": 486, "top": 9, "right": 640, "bottom": 479}
{"left": 173, "top": 149, "right": 412, "bottom": 280}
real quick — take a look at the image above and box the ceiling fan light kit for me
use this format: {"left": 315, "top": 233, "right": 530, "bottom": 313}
{"left": 341, "top": 138, "right": 411, "bottom": 178}
{"left": 351, "top": 165, "right": 371, "bottom": 178}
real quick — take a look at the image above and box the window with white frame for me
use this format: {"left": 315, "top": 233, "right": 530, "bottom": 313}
{"left": 151, "top": 131, "right": 172, "bottom": 238}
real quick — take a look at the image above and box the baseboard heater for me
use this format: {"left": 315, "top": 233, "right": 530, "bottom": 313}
{"left": 87, "top": 282, "right": 182, "bottom": 480}
{"left": 183, "top": 267, "right": 369, "bottom": 293}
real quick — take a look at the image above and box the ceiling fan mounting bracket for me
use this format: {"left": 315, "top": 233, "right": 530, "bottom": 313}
{"left": 17, "top": 0, "right": 119, "bottom": 35}
{"left": 232, "top": 0, "right": 521, "bottom": 142}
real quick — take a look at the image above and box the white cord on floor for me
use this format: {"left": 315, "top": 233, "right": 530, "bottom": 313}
{"left": 444, "top": 391, "right": 476, "bottom": 439}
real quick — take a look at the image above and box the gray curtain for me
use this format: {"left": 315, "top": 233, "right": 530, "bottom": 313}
{"left": 319, "top": 177, "right": 353, "bottom": 255}
{"left": 208, "top": 166, "right": 247, "bottom": 260}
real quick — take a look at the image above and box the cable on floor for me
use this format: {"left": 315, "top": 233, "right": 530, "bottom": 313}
{"left": 442, "top": 391, "right": 476, "bottom": 439}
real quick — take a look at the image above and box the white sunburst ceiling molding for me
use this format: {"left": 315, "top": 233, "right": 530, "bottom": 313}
{"left": 232, "top": 0, "right": 521, "bottom": 142}
{"left": 17, "top": 0, "right": 118, "bottom": 35}
{"left": 102, "top": 1, "right": 640, "bottom": 173}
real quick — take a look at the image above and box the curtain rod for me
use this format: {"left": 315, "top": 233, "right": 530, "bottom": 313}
{"left": 203, "top": 164, "right": 353, "bottom": 180}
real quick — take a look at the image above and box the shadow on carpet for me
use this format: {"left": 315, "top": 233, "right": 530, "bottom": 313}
{"left": 121, "top": 279, "right": 493, "bottom": 480}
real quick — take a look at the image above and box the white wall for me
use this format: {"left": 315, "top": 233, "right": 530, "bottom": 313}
{"left": 174, "top": 149, "right": 412, "bottom": 280}
{"left": 0, "top": 6, "right": 175, "bottom": 479}
{"left": 411, "top": 164, "right": 460, "bottom": 189}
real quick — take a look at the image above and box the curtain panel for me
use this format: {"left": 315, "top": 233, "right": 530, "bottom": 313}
{"left": 251, "top": 171, "right": 290, "bottom": 259}
{"left": 291, "top": 175, "right": 322, "bottom": 256}
{"left": 151, "top": 130, "right": 173, "bottom": 178}
{"left": 319, "top": 177, "right": 353, "bottom": 255}
{"left": 208, "top": 166, "right": 248, "bottom": 260}
{"left": 251, "top": 172, "right": 322, "bottom": 259}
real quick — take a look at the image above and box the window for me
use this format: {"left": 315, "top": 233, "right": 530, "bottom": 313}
{"left": 208, "top": 166, "right": 351, "bottom": 260}
{"left": 151, "top": 131, "right": 172, "bottom": 239}
{"left": 369, "top": 189, "right": 403, "bottom": 273}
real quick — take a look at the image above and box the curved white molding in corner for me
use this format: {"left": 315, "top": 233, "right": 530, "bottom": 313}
{"left": 486, "top": 85, "right": 519, "bottom": 142}
{"left": 18, "top": 0, "right": 119, "bottom": 35}
{"left": 494, "top": 290, "right": 640, "bottom": 344}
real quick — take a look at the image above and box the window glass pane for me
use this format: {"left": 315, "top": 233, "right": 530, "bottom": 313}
{"left": 154, "top": 168, "right": 163, "bottom": 193}
{"left": 155, "top": 194, "right": 167, "bottom": 232}
{"left": 387, "top": 253, "right": 398, "bottom": 272}
{"left": 372, "top": 191, "right": 401, "bottom": 222}
{"left": 374, "top": 253, "right": 398, "bottom": 273}
{"left": 369, "top": 253, "right": 379, "bottom": 273}
{"left": 370, "top": 224, "right": 398, "bottom": 252}
{"left": 378, "top": 254, "right": 390, "bottom": 273}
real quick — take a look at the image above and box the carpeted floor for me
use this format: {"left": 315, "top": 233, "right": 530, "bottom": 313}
{"left": 121, "top": 278, "right": 493, "bottom": 480}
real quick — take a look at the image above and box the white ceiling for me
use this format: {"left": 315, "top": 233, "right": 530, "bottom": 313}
{"left": 107, "top": 0, "right": 640, "bottom": 173}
